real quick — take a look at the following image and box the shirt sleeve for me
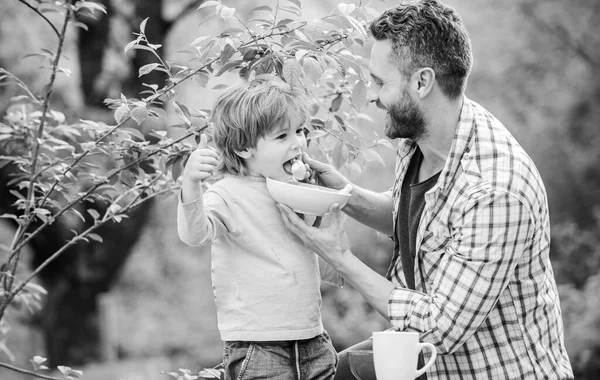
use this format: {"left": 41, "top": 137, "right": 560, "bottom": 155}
{"left": 388, "top": 190, "right": 534, "bottom": 354}
{"left": 176, "top": 188, "right": 235, "bottom": 246}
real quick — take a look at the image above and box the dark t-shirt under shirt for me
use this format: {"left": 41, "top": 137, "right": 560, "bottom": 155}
{"left": 393, "top": 147, "right": 440, "bottom": 380}
{"left": 395, "top": 147, "right": 441, "bottom": 290}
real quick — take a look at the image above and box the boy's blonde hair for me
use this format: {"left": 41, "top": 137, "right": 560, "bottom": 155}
{"left": 211, "top": 75, "right": 311, "bottom": 175}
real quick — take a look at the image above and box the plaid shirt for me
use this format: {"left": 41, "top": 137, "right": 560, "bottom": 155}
{"left": 387, "top": 97, "right": 573, "bottom": 379}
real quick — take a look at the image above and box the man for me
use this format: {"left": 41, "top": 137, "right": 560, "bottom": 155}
{"left": 277, "top": 0, "right": 574, "bottom": 379}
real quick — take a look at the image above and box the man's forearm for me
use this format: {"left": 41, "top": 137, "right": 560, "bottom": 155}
{"left": 342, "top": 186, "right": 394, "bottom": 236}
{"left": 334, "top": 251, "right": 396, "bottom": 320}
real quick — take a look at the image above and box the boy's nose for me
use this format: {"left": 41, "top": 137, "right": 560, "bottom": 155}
{"left": 292, "top": 133, "right": 306, "bottom": 150}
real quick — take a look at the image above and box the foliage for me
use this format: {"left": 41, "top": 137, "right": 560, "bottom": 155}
{"left": 0, "top": 0, "right": 391, "bottom": 378}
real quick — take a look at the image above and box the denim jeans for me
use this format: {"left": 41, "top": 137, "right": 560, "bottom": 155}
{"left": 223, "top": 332, "right": 338, "bottom": 380}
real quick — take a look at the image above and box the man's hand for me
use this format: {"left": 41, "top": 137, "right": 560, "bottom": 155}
{"left": 181, "top": 134, "right": 219, "bottom": 202}
{"left": 304, "top": 153, "right": 351, "bottom": 191}
{"left": 278, "top": 202, "right": 352, "bottom": 267}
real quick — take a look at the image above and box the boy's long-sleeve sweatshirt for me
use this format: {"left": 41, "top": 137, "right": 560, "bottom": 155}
{"left": 177, "top": 175, "right": 341, "bottom": 342}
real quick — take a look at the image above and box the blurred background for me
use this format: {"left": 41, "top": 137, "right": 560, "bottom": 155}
{"left": 0, "top": 0, "right": 599, "bottom": 379}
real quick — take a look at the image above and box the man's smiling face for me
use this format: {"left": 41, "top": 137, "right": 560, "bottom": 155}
{"left": 368, "top": 39, "right": 427, "bottom": 142}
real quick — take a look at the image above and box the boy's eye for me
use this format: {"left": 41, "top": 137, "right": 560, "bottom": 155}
{"left": 276, "top": 133, "right": 287, "bottom": 139}
{"left": 296, "top": 128, "right": 305, "bottom": 135}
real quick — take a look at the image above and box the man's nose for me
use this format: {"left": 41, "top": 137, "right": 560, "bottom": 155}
{"left": 366, "top": 86, "right": 378, "bottom": 104}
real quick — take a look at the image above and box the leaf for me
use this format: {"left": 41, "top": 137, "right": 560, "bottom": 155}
{"left": 282, "top": 59, "right": 302, "bottom": 89}
{"left": 130, "top": 105, "right": 148, "bottom": 125}
{"left": 211, "top": 84, "right": 229, "bottom": 90}
{"left": 171, "top": 156, "right": 184, "bottom": 182}
{"left": 376, "top": 139, "right": 395, "bottom": 150}
{"left": 286, "top": 0, "right": 302, "bottom": 8}
{"left": 198, "top": 1, "right": 220, "bottom": 10}
{"left": 198, "top": 368, "right": 223, "bottom": 379}
{"left": 306, "top": 130, "right": 328, "bottom": 140}
{"left": 114, "top": 104, "right": 130, "bottom": 124}
{"left": 278, "top": 5, "right": 301, "bottom": 17}
{"left": 330, "top": 94, "right": 343, "bottom": 112}
{"left": 87, "top": 233, "right": 103, "bottom": 243}
{"left": 351, "top": 79, "right": 367, "bottom": 111}
{"left": 361, "top": 148, "right": 386, "bottom": 167}
{"left": 251, "top": 5, "right": 273, "bottom": 13}
{"left": 346, "top": 14, "right": 367, "bottom": 39}
{"left": 302, "top": 57, "right": 323, "bottom": 83}
{"left": 332, "top": 141, "right": 349, "bottom": 168}
{"left": 138, "top": 63, "right": 161, "bottom": 77}
{"left": 87, "top": 209, "right": 100, "bottom": 220}
{"left": 173, "top": 101, "right": 191, "bottom": 126}
{"left": 76, "top": 1, "right": 108, "bottom": 14}
{"left": 139, "top": 17, "right": 149, "bottom": 34}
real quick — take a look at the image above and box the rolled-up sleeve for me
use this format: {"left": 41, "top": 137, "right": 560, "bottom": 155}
{"left": 388, "top": 190, "right": 534, "bottom": 354}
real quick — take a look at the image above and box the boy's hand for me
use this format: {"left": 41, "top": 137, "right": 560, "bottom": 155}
{"left": 182, "top": 134, "right": 219, "bottom": 184}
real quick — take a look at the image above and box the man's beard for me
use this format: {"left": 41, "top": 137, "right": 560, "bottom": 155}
{"left": 384, "top": 91, "right": 427, "bottom": 141}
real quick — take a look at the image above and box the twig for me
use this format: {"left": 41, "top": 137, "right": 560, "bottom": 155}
{"left": 0, "top": 360, "right": 62, "bottom": 380}
{"left": 15, "top": 0, "right": 61, "bottom": 38}
{"left": 10, "top": 129, "right": 199, "bottom": 259}
{"left": 2, "top": 0, "right": 73, "bottom": 319}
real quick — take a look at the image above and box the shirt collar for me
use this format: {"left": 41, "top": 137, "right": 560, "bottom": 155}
{"left": 435, "top": 96, "right": 476, "bottom": 192}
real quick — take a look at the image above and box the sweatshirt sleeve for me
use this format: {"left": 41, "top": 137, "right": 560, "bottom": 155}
{"left": 177, "top": 188, "right": 234, "bottom": 246}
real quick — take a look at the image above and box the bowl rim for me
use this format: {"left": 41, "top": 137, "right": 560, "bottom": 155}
{"left": 266, "top": 177, "right": 351, "bottom": 198}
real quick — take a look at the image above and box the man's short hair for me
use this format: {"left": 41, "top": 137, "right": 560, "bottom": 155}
{"left": 211, "top": 75, "right": 310, "bottom": 175}
{"left": 369, "top": 0, "right": 473, "bottom": 99}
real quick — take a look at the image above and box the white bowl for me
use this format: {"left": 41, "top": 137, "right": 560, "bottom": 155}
{"left": 266, "top": 177, "right": 351, "bottom": 216}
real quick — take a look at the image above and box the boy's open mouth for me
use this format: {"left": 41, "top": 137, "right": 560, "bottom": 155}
{"left": 283, "top": 155, "right": 302, "bottom": 175}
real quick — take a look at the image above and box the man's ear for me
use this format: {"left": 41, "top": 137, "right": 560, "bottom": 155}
{"left": 413, "top": 68, "right": 435, "bottom": 99}
{"left": 235, "top": 148, "right": 252, "bottom": 159}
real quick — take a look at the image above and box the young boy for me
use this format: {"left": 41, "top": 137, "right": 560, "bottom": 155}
{"left": 177, "top": 76, "right": 340, "bottom": 380}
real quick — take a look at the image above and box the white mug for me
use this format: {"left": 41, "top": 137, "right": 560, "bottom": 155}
{"left": 372, "top": 331, "right": 437, "bottom": 380}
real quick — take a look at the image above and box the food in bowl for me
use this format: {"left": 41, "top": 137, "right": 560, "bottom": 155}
{"left": 266, "top": 177, "right": 351, "bottom": 216}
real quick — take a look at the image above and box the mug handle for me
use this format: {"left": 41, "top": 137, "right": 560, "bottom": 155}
{"left": 415, "top": 342, "right": 437, "bottom": 377}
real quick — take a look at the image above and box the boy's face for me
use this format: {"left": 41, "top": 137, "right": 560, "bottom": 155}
{"left": 240, "top": 110, "right": 308, "bottom": 181}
